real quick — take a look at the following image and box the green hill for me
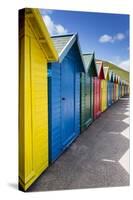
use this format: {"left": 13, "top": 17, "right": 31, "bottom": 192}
{"left": 96, "top": 59, "right": 129, "bottom": 83}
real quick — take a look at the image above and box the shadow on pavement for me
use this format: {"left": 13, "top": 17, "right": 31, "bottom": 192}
{"left": 27, "top": 98, "right": 129, "bottom": 192}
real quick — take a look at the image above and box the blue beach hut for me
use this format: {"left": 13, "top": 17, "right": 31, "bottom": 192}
{"left": 48, "top": 34, "right": 85, "bottom": 162}
{"left": 107, "top": 69, "right": 114, "bottom": 107}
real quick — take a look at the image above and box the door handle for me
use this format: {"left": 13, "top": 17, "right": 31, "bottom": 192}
{"left": 62, "top": 97, "right": 66, "bottom": 100}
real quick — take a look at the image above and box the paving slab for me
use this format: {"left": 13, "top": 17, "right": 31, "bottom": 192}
{"left": 28, "top": 97, "right": 129, "bottom": 192}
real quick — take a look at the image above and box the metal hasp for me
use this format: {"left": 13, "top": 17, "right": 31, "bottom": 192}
{"left": 93, "top": 60, "right": 105, "bottom": 120}
{"left": 48, "top": 33, "right": 85, "bottom": 163}
{"left": 81, "top": 53, "right": 97, "bottom": 132}
{"left": 19, "top": 8, "right": 58, "bottom": 191}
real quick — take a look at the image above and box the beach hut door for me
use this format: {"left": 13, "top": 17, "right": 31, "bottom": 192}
{"left": 61, "top": 58, "right": 75, "bottom": 147}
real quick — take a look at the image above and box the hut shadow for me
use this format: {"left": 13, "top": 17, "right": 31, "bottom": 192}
{"left": 28, "top": 130, "right": 129, "bottom": 192}
{"left": 27, "top": 98, "right": 129, "bottom": 192}
{"left": 8, "top": 183, "right": 18, "bottom": 190}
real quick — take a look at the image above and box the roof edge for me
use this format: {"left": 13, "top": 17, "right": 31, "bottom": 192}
{"left": 59, "top": 34, "right": 76, "bottom": 63}
{"left": 51, "top": 33, "right": 76, "bottom": 38}
{"left": 22, "top": 8, "right": 58, "bottom": 61}
{"left": 96, "top": 60, "right": 105, "bottom": 79}
{"left": 83, "top": 53, "right": 97, "bottom": 75}
{"left": 76, "top": 34, "right": 86, "bottom": 72}
{"left": 103, "top": 66, "right": 109, "bottom": 80}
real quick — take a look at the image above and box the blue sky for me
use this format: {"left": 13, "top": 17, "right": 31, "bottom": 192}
{"left": 40, "top": 9, "right": 129, "bottom": 71}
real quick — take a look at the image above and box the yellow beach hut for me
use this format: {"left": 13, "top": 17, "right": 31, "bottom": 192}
{"left": 19, "top": 8, "right": 58, "bottom": 191}
{"left": 115, "top": 74, "right": 119, "bottom": 101}
{"left": 101, "top": 66, "right": 108, "bottom": 112}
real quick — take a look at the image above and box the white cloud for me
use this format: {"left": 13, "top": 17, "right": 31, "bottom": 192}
{"left": 55, "top": 24, "right": 68, "bottom": 35}
{"left": 43, "top": 15, "right": 68, "bottom": 35}
{"left": 43, "top": 15, "right": 55, "bottom": 35}
{"left": 114, "top": 33, "right": 125, "bottom": 41}
{"left": 99, "top": 34, "right": 113, "bottom": 43}
{"left": 99, "top": 32, "right": 125, "bottom": 43}
{"left": 40, "top": 9, "right": 53, "bottom": 15}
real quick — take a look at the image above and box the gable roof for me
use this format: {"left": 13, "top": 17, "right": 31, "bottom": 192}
{"left": 82, "top": 53, "right": 97, "bottom": 76}
{"left": 116, "top": 75, "right": 118, "bottom": 83}
{"left": 109, "top": 70, "right": 113, "bottom": 82}
{"left": 96, "top": 61, "right": 105, "bottom": 79}
{"left": 51, "top": 34, "right": 74, "bottom": 55}
{"left": 103, "top": 66, "right": 109, "bottom": 80}
{"left": 117, "top": 76, "right": 120, "bottom": 83}
{"left": 83, "top": 54, "right": 93, "bottom": 68}
{"left": 97, "top": 59, "right": 129, "bottom": 83}
{"left": 19, "top": 8, "right": 58, "bottom": 62}
{"left": 115, "top": 74, "right": 119, "bottom": 83}
{"left": 51, "top": 33, "right": 85, "bottom": 71}
{"left": 112, "top": 72, "right": 116, "bottom": 82}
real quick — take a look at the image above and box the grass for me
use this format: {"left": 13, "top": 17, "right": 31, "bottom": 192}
{"left": 97, "top": 59, "right": 129, "bottom": 83}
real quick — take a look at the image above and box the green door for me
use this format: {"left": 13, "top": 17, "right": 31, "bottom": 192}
{"left": 81, "top": 73, "right": 93, "bottom": 132}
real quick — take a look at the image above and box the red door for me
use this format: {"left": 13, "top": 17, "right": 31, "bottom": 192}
{"left": 96, "top": 79, "right": 101, "bottom": 118}
{"left": 93, "top": 77, "right": 101, "bottom": 120}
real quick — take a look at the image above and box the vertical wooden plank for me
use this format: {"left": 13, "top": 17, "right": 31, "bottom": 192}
{"left": 30, "top": 37, "right": 48, "bottom": 173}
{"left": 19, "top": 11, "right": 49, "bottom": 191}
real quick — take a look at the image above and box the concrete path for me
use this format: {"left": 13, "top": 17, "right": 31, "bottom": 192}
{"left": 28, "top": 97, "right": 129, "bottom": 192}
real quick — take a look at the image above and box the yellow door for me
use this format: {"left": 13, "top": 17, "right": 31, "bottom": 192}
{"left": 122, "top": 85, "right": 124, "bottom": 96}
{"left": 19, "top": 20, "right": 48, "bottom": 191}
{"left": 101, "top": 80, "right": 107, "bottom": 112}
{"left": 116, "top": 84, "right": 118, "bottom": 100}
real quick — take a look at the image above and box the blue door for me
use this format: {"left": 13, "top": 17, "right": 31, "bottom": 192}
{"left": 118, "top": 84, "right": 120, "bottom": 98}
{"left": 107, "top": 82, "right": 110, "bottom": 106}
{"left": 61, "top": 57, "right": 75, "bottom": 148}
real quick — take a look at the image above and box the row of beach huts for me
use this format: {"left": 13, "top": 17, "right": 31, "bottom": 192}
{"left": 19, "top": 8, "right": 129, "bottom": 191}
